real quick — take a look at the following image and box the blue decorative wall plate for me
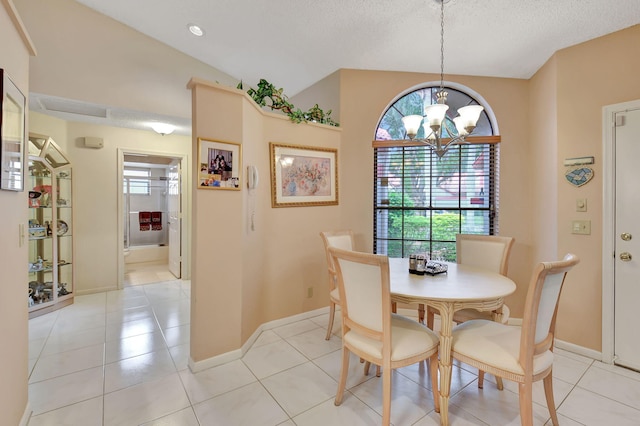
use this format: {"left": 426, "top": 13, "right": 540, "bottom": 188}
{"left": 565, "top": 167, "right": 594, "bottom": 187}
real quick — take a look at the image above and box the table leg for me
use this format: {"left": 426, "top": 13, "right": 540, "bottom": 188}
{"left": 437, "top": 303, "right": 455, "bottom": 426}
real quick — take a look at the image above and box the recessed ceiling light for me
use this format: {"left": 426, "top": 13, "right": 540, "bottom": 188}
{"left": 188, "top": 24, "right": 204, "bottom": 37}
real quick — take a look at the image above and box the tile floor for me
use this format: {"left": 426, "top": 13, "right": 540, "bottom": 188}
{"left": 27, "top": 279, "right": 640, "bottom": 425}
{"left": 124, "top": 262, "right": 176, "bottom": 287}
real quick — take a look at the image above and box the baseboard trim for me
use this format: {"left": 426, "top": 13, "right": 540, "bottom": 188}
{"left": 20, "top": 402, "right": 31, "bottom": 426}
{"left": 189, "top": 306, "right": 330, "bottom": 373}
{"left": 188, "top": 307, "right": 604, "bottom": 373}
{"left": 555, "top": 339, "right": 603, "bottom": 361}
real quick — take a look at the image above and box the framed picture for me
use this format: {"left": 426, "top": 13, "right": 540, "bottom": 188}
{"left": 269, "top": 142, "right": 338, "bottom": 207}
{"left": 197, "top": 138, "right": 242, "bottom": 190}
{"left": 0, "top": 69, "right": 26, "bottom": 192}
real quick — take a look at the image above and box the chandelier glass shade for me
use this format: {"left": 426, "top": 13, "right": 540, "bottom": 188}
{"left": 402, "top": 0, "right": 484, "bottom": 157}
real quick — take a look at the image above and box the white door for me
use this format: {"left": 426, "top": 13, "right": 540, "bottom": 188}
{"left": 167, "top": 162, "right": 181, "bottom": 279}
{"left": 614, "top": 107, "right": 640, "bottom": 370}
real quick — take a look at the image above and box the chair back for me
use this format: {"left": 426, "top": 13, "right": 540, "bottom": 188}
{"left": 519, "top": 253, "right": 579, "bottom": 369}
{"left": 456, "top": 234, "right": 515, "bottom": 275}
{"left": 320, "top": 230, "right": 355, "bottom": 290}
{"left": 328, "top": 247, "right": 391, "bottom": 340}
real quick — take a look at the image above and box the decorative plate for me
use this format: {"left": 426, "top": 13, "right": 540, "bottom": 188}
{"left": 565, "top": 167, "right": 594, "bottom": 187}
{"left": 57, "top": 220, "right": 69, "bottom": 236}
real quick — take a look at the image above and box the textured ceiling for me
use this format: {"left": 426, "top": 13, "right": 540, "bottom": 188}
{"left": 73, "top": 0, "right": 640, "bottom": 94}
{"left": 34, "top": 0, "right": 640, "bottom": 134}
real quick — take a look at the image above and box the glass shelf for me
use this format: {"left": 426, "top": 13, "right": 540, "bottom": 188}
{"left": 27, "top": 134, "right": 73, "bottom": 317}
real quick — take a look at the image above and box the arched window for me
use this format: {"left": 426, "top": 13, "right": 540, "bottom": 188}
{"left": 373, "top": 84, "right": 500, "bottom": 261}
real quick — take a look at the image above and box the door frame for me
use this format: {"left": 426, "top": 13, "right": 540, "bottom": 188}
{"left": 117, "top": 148, "right": 189, "bottom": 289}
{"left": 601, "top": 98, "right": 640, "bottom": 364}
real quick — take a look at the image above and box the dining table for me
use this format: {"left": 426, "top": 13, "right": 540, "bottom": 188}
{"left": 388, "top": 257, "right": 517, "bottom": 426}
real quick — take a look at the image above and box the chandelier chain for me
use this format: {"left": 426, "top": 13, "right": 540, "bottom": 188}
{"left": 439, "top": 0, "right": 445, "bottom": 91}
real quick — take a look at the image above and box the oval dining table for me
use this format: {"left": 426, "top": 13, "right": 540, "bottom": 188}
{"left": 388, "top": 257, "right": 517, "bottom": 426}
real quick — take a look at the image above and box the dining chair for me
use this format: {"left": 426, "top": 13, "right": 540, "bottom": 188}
{"left": 329, "top": 246, "right": 440, "bottom": 425}
{"left": 319, "top": 230, "right": 355, "bottom": 340}
{"left": 450, "top": 253, "right": 579, "bottom": 426}
{"left": 424, "top": 233, "right": 515, "bottom": 389}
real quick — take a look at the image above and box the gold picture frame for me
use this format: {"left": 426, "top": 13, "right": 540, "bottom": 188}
{"left": 269, "top": 142, "right": 338, "bottom": 207}
{"left": 197, "top": 138, "right": 242, "bottom": 190}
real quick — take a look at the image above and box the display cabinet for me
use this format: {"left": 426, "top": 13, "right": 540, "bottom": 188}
{"left": 27, "top": 134, "right": 73, "bottom": 317}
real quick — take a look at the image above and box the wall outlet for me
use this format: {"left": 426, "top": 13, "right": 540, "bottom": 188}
{"left": 307, "top": 287, "right": 313, "bottom": 298}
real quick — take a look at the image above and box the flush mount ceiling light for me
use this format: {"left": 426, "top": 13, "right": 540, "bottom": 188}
{"left": 401, "top": 0, "right": 484, "bottom": 158}
{"left": 150, "top": 123, "right": 176, "bottom": 136}
{"left": 188, "top": 23, "right": 204, "bottom": 37}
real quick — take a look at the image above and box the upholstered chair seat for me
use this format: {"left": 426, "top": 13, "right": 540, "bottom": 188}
{"left": 450, "top": 253, "right": 579, "bottom": 426}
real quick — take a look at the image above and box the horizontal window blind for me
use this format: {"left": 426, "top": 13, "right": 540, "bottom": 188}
{"left": 374, "top": 143, "right": 499, "bottom": 261}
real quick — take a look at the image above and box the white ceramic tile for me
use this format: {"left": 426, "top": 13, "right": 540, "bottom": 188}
{"left": 105, "top": 330, "right": 167, "bottom": 364}
{"left": 29, "top": 366, "right": 104, "bottom": 415}
{"left": 168, "top": 343, "right": 190, "bottom": 371}
{"left": 162, "top": 323, "right": 190, "bottom": 347}
{"left": 103, "top": 373, "right": 190, "bottom": 426}
{"left": 179, "top": 359, "right": 257, "bottom": 404}
{"left": 152, "top": 299, "right": 191, "bottom": 330}
{"left": 261, "top": 361, "right": 337, "bottom": 417}
{"left": 272, "top": 319, "right": 321, "bottom": 338}
{"left": 140, "top": 407, "right": 199, "bottom": 426}
{"left": 40, "top": 326, "right": 106, "bottom": 356}
{"left": 285, "top": 327, "right": 342, "bottom": 359}
{"left": 252, "top": 329, "right": 284, "bottom": 348}
{"left": 106, "top": 295, "right": 150, "bottom": 313}
{"left": 591, "top": 360, "right": 640, "bottom": 382}
{"left": 545, "top": 413, "right": 585, "bottom": 426}
{"left": 277, "top": 420, "right": 296, "bottom": 426}
{"left": 242, "top": 340, "right": 308, "bottom": 379}
{"left": 449, "top": 380, "right": 553, "bottom": 426}
{"left": 551, "top": 351, "right": 592, "bottom": 385}
{"left": 30, "top": 342, "right": 104, "bottom": 383}
{"left": 27, "top": 396, "right": 103, "bottom": 426}
{"left": 554, "top": 347, "right": 595, "bottom": 365}
{"left": 350, "top": 369, "right": 438, "bottom": 426}
{"left": 576, "top": 365, "right": 640, "bottom": 410}
{"left": 48, "top": 312, "right": 106, "bottom": 336}
{"left": 29, "top": 314, "right": 56, "bottom": 341}
{"left": 193, "top": 382, "right": 289, "bottom": 426}
{"left": 29, "top": 337, "right": 47, "bottom": 360}
{"left": 291, "top": 391, "right": 382, "bottom": 426}
{"left": 106, "top": 305, "right": 155, "bottom": 326}
{"left": 308, "top": 311, "right": 343, "bottom": 335}
{"left": 558, "top": 386, "right": 640, "bottom": 426}
{"left": 412, "top": 402, "right": 491, "bottom": 425}
{"left": 105, "top": 316, "right": 160, "bottom": 342}
{"left": 104, "top": 348, "right": 177, "bottom": 393}
{"left": 313, "top": 349, "right": 378, "bottom": 389}
{"left": 498, "top": 376, "right": 575, "bottom": 410}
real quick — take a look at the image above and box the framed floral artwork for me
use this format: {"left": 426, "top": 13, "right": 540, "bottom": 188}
{"left": 1, "top": 69, "right": 26, "bottom": 191}
{"left": 269, "top": 142, "right": 338, "bottom": 207}
{"left": 197, "top": 138, "right": 242, "bottom": 190}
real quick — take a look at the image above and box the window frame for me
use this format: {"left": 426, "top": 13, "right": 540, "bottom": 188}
{"left": 373, "top": 84, "right": 500, "bottom": 261}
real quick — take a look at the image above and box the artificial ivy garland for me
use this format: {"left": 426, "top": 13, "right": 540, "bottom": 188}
{"left": 238, "top": 79, "right": 339, "bottom": 127}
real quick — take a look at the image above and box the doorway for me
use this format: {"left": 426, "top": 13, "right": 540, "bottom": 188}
{"left": 118, "top": 150, "right": 185, "bottom": 288}
{"left": 603, "top": 99, "right": 640, "bottom": 370}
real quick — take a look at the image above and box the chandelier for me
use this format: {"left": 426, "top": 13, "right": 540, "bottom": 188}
{"left": 401, "top": 0, "right": 484, "bottom": 157}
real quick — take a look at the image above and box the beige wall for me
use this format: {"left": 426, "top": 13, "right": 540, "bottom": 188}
{"left": 336, "top": 69, "right": 533, "bottom": 317}
{"left": 551, "top": 25, "right": 640, "bottom": 350}
{"left": 0, "top": 1, "right": 32, "bottom": 423}
{"left": 29, "top": 113, "right": 193, "bottom": 294}
{"left": 189, "top": 81, "right": 342, "bottom": 361}
{"left": 14, "top": 0, "right": 236, "bottom": 121}
{"left": 290, "top": 70, "right": 341, "bottom": 123}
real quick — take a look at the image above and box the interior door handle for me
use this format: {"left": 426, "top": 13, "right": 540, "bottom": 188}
{"left": 620, "top": 252, "right": 632, "bottom": 261}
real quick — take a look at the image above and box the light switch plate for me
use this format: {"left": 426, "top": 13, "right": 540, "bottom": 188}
{"left": 572, "top": 220, "right": 591, "bottom": 235}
